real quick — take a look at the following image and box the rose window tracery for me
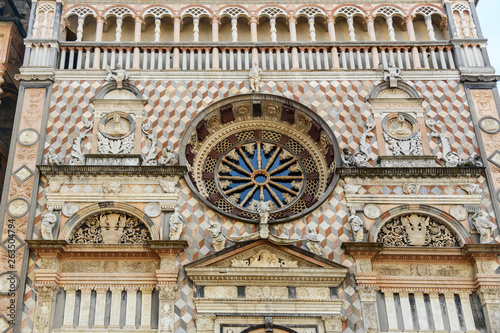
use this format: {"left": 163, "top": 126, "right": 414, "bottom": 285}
{"left": 181, "top": 95, "right": 340, "bottom": 224}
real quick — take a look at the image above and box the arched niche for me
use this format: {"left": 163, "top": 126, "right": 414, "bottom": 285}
{"left": 60, "top": 202, "right": 159, "bottom": 242}
{"left": 369, "top": 204, "right": 472, "bottom": 246}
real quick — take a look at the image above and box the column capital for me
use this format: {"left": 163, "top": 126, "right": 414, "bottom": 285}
{"left": 249, "top": 15, "right": 259, "bottom": 25}
{"left": 134, "top": 16, "right": 144, "bottom": 24}
{"left": 365, "top": 15, "right": 374, "bottom": 23}
{"left": 287, "top": 15, "right": 297, "bottom": 24}
{"left": 210, "top": 15, "right": 220, "bottom": 25}
{"left": 404, "top": 15, "right": 415, "bottom": 23}
{"left": 326, "top": 14, "right": 336, "bottom": 24}
{"left": 356, "top": 285, "right": 379, "bottom": 301}
{"left": 322, "top": 315, "right": 345, "bottom": 333}
{"left": 96, "top": 15, "right": 105, "bottom": 23}
{"left": 157, "top": 284, "right": 178, "bottom": 301}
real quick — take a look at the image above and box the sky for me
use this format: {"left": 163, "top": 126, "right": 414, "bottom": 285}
{"left": 476, "top": 0, "right": 500, "bottom": 72}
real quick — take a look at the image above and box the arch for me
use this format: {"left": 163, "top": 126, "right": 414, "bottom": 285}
{"left": 333, "top": 5, "right": 366, "bottom": 18}
{"left": 241, "top": 325, "right": 297, "bottom": 333}
{"left": 94, "top": 82, "right": 143, "bottom": 100}
{"left": 411, "top": 4, "right": 444, "bottom": 18}
{"left": 66, "top": 6, "right": 97, "bottom": 19}
{"left": 372, "top": 5, "right": 405, "bottom": 19}
{"left": 257, "top": 5, "right": 288, "bottom": 19}
{"left": 218, "top": 6, "right": 250, "bottom": 19}
{"left": 180, "top": 5, "right": 212, "bottom": 19}
{"left": 37, "top": 3, "right": 55, "bottom": 15}
{"left": 369, "top": 204, "right": 472, "bottom": 245}
{"left": 142, "top": 6, "right": 173, "bottom": 19}
{"left": 60, "top": 202, "right": 159, "bottom": 242}
{"left": 180, "top": 93, "right": 341, "bottom": 225}
{"left": 104, "top": 6, "right": 136, "bottom": 19}
{"left": 369, "top": 81, "right": 421, "bottom": 99}
{"left": 451, "top": 2, "right": 470, "bottom": 14}
{"left": 294, "top": 5, "right": 326, "bottom": 18}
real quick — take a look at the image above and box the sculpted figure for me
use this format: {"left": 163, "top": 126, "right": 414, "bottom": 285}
{"left": 158, "top": 146, "right": 176, "bottom": 166}
{"left": 348, "top": 209, "right": 364, "bottom": 242}
{"left": 306, "top": 226, "right": 323, "bottom": 256}
{"left": 41, "top": 207, "right": 57, "bottom": 240}
{"left": 472, "top": 211, "right": 494, "bottom": 244}
{"left": 106, "top": 113, "right": 129, "bottom": 137}
{"left": 342, "top": 147, "right": 370, "bottom": 168}
{"left": 45, "top": 147, "right": 61, "bottom": 166}
{"left": 105, "top": 65, "right": 129, "bottom": 89}
{"left": 208, "top": 221, "right": 225, "bottom": 252}
{"left": 249, "top": 63, "right": 263, "bottom": 92}
{"left": 169, "top": 207, "right": 184, "bottom": 240}
{"left": 391, "top": 115, "right": 412, "bottom": 137}
{"left": 381, "top": 62, "right": 402, "bottom": 87}
{"left": 459, "top": 154, "right": 483, "bottom": 167}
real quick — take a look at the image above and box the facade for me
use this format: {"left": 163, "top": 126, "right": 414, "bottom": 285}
{"left": 1, "top": 0, "right": 500, "bottom": 333}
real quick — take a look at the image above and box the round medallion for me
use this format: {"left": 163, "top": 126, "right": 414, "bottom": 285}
{"left": 62, "top": 202, "right": 80, "bottom": 217}
{"left": 7, "top": 198, "right": 29, "bottom": 218}
{"left": 145, "top": 202, "right": 162, "bottom": 218}
{"left": 479, "top": 117, "right": 500, "bottom": 134}
{"left": 181, "top": 95, "right": 340, "bottom": 224}
{"left": 449, "top": 205, "right": 468, "bottom": 221}
{"left": 382, "top": 113, "right": 417, "bottom": 139}
{"left": 0, "top": 272, "right": 19, "bottom": 295}
{"left": 18, "top": 128, "right": 40, "bottom": 146}
{"left": 363, "top": 204, "right": 381, "bottom": 219}
{"left": 98, "top": 112, "right": 135, "bottom": 139}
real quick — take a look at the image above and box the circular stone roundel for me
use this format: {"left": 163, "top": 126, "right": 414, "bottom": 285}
{"left": 180, "top": 94, "right": 340, "bottom": 224}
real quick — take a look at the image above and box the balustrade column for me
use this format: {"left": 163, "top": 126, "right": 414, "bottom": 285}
{"left": 173, "top": 16, "right": 181, "bottom": 69}
{"left": 93, "top": 16, "right": 104, "bottom": 69}
{"left": 288, "top": 16, "right": 299, "bottom": 69}
{"left": 211, "top": 17, "right": 220, "bottom": 69}
{"left": 326, "top": 15, "right": 336, "bottom": 42}
{"left": 331, "top": 47, "right": 339, "bottom": 69}
{"left": 76, "top": 17, "right": 84, "bottom": 41}
{"left": 308, "top": 16, "right": 316, "bottom": 41}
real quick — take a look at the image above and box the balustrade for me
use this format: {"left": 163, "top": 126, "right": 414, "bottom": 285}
{"left": 57, "top": 42, "right": 462, "bottom": 72}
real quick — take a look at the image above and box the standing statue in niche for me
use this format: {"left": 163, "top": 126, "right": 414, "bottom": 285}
{"left": 41, "top": 207, "right": 57, "bottom": 240}
{"left": 169, "top": 207, "right": 184, "bottom": 240}
{"left": 105, "top": 65, "right": 129, "bottom": 89}
{"left": 348, "top": 209, "right": 364, "bottom": 242}
{"left": 472, "top": 211, "right": 494, "bottom": 244}
{"left": 249, "top": 63, "right": 263, "bottom": 92}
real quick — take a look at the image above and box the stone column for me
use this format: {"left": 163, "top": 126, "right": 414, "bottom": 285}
{"left": 366, "top": 16, "right": 379, "bottom": 67}
{"left": 109, "top": 287, "right": 123, "bottom": 329}
{"left": 33, "top": 285, "right": 60, "bottom": 333}
{"left": 62, "top": 286, "right": 77, "bottom": 328}
{"left": 356, "top": 286, "right": 380, "bottom": 333}
{"left": 93, "top": 287, "right": 108, "bottom": 329}
{"left": 93, "top": 16, "right": 104, "bottom": 69}
{"left": 141, "top": 287, "right": 155, "bottom": 329}
{"left": 413, "top": 292, "right": 429, "bottom": 331}
{"left": 173, "top": 16, "right": 181, "bottom": 69}
{"left": 194, "top": 314, "right": 216, "bottom": 333}
{"left": 133, "top": 16, "right": 143, "bottom": 69}
{"left": 288, "top": 16, "right": 299, "bottom": 69}
{"left": 124, "top": 286, "right": 138, "bottom": 329}
{"left": 250, "top": 16, "right": 258, "bottom": 42}
{"left": 457, "top": 291, "right": 476, "bottom": 332}
{"left": 479, "top": 287, "right": 500, "bottom": 333}
{"left": 158, "top": 285, "right": 178, "bottom": 333}
{"left": 382, "top": 290, "right": 399, "bottom": 332}
{"left": 77, "top": 287, "right": 93, "bottom": 328}
{"left": 428, "top": 292, "right": 445, "bottom": 331}
{"left": 326, "top": 15, "right": 336, "bottom": 42}
{"left": 322, "top": 315, "right": 345, "bottom": 333}
{"left": 398, "top": 291, "right": 414, "bottom": 331}
{"left": 405, "top": 16, "right": 416, "bottom": 41}
{"left": 211, "top": 16, "right": 220, "bottom": 70}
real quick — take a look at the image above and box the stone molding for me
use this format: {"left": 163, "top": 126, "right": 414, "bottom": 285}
{"left": 339, "top": 166, "right": 485, "bottom": 178}
{"left": 38, "top": 165, "right": 187, "bottom": 177}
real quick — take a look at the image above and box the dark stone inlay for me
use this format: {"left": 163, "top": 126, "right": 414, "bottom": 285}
{"left": 253, "top": 103, "right": 262, "bottom": 117}
{"left": 281, "top": 105, "right": 295, "bottom": 124}
{"left": 220, "top": 104, "right": 235, "bottom": 124}
{"left": 196, "top": 119, "right": 209, "bottom": 141}
{"left": 308, "top": 119, "right": 322, "bottom": 142}
{"left": 298, "top": 150, "right": 310, "bottom": 159}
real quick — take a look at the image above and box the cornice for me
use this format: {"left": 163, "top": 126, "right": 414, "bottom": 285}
{"left": 338, "top": 167, "right": 485, "bottom": 179}
{"left": 38, "top": 165, "right": 187, "bottom": 177}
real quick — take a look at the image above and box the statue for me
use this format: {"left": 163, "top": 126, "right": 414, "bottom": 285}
{"left": 249, "top": 63, "right": 263, "bottom": 92}
{"left": 208, "top": 221, "right": 225, "bottom": 252}
{"left": 41, "top": 207, "right": 57, "bottom": 240}
{"left": 158, "top": 146, "right": 176, "bottom": 166}
{"left": 169, "top": 207, "right": 184, "bottom": 240}
{"left": 380, "top": 62, "right": 401, "bottom": 88}
{"left": 348, "top": 209, "right": 364, "bottom": 242}
{"left": 306, "top": 226, "right": 323, "bottom": 256}
{"left": 341, "top": 147, "right": 370, "bottom": 168}
{"left": 45, "top": 147, "right": 61, "bottom": 166}
{"left": 105, "top": 65, "right": 129, "bottom": 89}
{"left": 390, "top": 115, "right": 412, "bottom": 138}
{"left": 249, "top": 195, "right": 272, "bottom": 239}
{"left": 472, "top": 211, "right": 493, "bottom": 244}
{"left": 106, "top": 113, "right": 129, "bottom": 137}
{"left": 459, "top": 154, "right": 483, "bottom": 167}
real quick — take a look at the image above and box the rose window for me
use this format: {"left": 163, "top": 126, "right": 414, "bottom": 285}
{"left": 181, "top": 95, "right": 340, "bottom": 223}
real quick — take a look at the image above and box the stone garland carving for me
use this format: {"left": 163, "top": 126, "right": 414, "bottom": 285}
{"left": 348, "top": 208, "right": 364, "bottom": 242}
{"left": 142, "top": 121, "right": 158, "bottom": 166}
{"left": 68, "top": 117, "right": 93, "bottom": 165}
{"left": 230, "top": 249, "right": 298, "bottom": 268}
{"left": 69, "top": 212, "right": 152, "bottom": 244}
{"left": 342, "top": 117, "right": 375, "bottom": 167}
{"left": 169, "top": 207, "right": 184, "bottom": 240}
{"left": 378, "top": 214, "right": 459, "bottom": 247}
{"left": 472, "top": 211, "right": 494, "bottom": 244}
{"left": 426, "top": 119, "right": 483, "bottom": 167}
{"left": 41, "top": 207, "right": 57, "bottom": 240}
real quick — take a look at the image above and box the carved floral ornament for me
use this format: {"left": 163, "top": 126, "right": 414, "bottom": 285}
{"left": 68, "top": 211, "right": 152, "bottom": 244}
{"left": 377, "top": 214, "right": 460, "bottom": 248}
{"left": 181, "top": 95, "right": 340, "bottom": 224}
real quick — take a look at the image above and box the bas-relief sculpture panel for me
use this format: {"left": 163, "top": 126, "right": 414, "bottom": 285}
{"left": 60, "top": 260, "right": 159, "bottom": 273}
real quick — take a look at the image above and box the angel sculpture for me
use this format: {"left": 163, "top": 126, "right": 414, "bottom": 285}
{"left": 105, "top": 65, "right": 129, "bottom": 89}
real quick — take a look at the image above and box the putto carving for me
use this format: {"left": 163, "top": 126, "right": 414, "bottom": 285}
{"left": 208, "top": 220, "right": 225, "bottom": 252}
{"left": 158, "top": 146, "right": 176, "bottom": 166}
{"left": 472, "top": 211, "right": 494, "bottom": 244}
{"left": 169, "top": 207, "right": 184, "bottom": 240}
{"left": 348, "top": 209, "right": 364, "bottom": 242}
{"left": 41, "top": 207, "right": 57, "bottom": 240}
{"left": 403, "top": 183, "right": 420, "bottom": 195}
{"left": 142, "top": 121, "right": 158, "bottom": 166}
{"left": 68, "top": 117, "right": 93, "bottom": 165}
{"left": 248, "top": 63, "right": 263, "bottom": 92}
{"left": 69, "top": 212, "right": 152, "bottom": 244}
{"left": 230, "top": 249, "right": 298, "bottom": 268}
{"left": 306, "top": 226, "right": 323, "bottom": 256}
{"left": 460, "top": 183, "right": 482, "bottom": 195}
{"left": 102, "top": 181, "right": 121, "bottom": 194}
{"left": 378, "top": 214, "right": 459, "bottom": 247}
{"left": 159, "top": 178, "right": 179, "bottom": 194}
{"left": 105, "top": 65, "right": 129, "bottom": 89}
{"left": 342, "top": 117, "right": 375, "bottom": 167}
{"left": 45, "top": 147, "right": 61, "bottom": 166}
{"left": 98, "top": 113, "right": 134, "bottom": 155}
